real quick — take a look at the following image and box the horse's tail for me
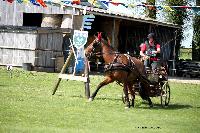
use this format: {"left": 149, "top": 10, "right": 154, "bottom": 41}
{"left": 139, "top": 82, "right": 149, "bottom": 100}
{"left": 138, "top": 75, "right": 152, "bottom": 100}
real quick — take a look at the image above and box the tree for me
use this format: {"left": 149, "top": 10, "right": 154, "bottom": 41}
{"left": 192, "top": 0, "right": 200, "bottom": 61}
{"left": 146, "top": 0, "right": 156, "bottom": 19}
{"left": 165, "top": 0, "right": 188, "bottom": 60}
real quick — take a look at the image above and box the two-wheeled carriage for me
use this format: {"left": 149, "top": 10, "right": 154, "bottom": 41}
{"left": 122, "top": 64, "right": 170, "bottom": 107}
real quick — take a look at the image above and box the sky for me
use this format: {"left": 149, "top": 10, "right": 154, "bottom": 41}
{"left": 180, "top": 0, "right": 196, "bottom": 48}
{"left": 156, "top": 0, "right": 195, "bottom": 48}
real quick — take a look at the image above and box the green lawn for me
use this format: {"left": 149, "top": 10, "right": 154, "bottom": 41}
{"left": 0, "top": 67, "right": 200, "bottom": 133}
{"left": 179, "top": 48, "right": 192, "bottom": 60}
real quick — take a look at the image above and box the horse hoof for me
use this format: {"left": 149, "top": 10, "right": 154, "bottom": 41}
{"left": 88, "top": 97, "right": 93, "bottom": 102}
{"left": 125, "top": 106, "right": 130, "bottom": 109}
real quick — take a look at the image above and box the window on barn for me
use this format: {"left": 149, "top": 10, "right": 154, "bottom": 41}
{"left": 23, "top": 13, "right": 42, "bottom": 27}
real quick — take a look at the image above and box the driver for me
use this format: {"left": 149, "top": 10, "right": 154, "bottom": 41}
{"left": 140, "top": 33, "right": 160, "bottom": 71}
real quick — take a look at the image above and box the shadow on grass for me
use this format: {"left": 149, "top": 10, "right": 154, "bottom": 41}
{"left": 137, "top": 103, "right": 193, "bottom": 110}
{"left": 70, "top": 95, "right": 195, "bottom": 110}
{"left": 71, "top": 95, "right": 121, "bottom": 102}
{"left": 0, "top": 84, "right": 7, "bottom": 87}
{"left": 95, "top": 97, "right": 122, "bottom": 102}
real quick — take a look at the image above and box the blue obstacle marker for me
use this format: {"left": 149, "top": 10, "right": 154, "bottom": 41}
{"left": 75, "top": 57, "right": 85, "bottom": 74}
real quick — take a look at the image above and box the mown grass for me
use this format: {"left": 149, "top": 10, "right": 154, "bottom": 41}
{"left": 179, "top": 48, "right": 192, "bottom": 60}
{"left": 0, "top": 67, "right": 200, "bottom": 133}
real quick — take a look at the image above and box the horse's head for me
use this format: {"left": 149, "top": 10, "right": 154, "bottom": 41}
{"left": 85, "top": 32, "right": 107, "bottom": 59}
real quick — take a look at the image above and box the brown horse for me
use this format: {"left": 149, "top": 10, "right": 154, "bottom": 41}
{"left": 85, "top": 32, "right": 153, "bottom": 108}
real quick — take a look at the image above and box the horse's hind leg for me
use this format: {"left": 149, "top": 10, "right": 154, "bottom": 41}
{"left": 127, "top": 84, "right": 135, "bottom": 108}
{"left": 123, "top": 82, "right": 130, "bottom": 108}
{"left": 147, "top": 97, "right": 153, "bottom": 107}
{"left": 89, "top": 76, "right": 114, "bottom": 101}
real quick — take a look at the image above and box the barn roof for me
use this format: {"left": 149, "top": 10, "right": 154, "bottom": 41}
{"left": 0, "top": 0, "right": 181, "bottom": 29}
{"left": 69, "top": 4, "right": 181, "bottom": 29}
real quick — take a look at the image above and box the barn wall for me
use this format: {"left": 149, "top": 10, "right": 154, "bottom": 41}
{"left": 0, "top": 1, "right": 81, "bottom": 26}
{"left": 118, "top": 20, "right": 149, "bottom": 54}
{"left": 112, "top": 18, "right": 120, "bottom": 50}
{"left": 88, "top": 16, "right": 120, "bottom": 50}
{"left": 151, "top": 25, "right": 176, "bottom": 61}
{"left": 0, "top": 27, "right": 63, "bottom": 71}
{"left": 117, "top": 20, "right": 176, "bottom": 62}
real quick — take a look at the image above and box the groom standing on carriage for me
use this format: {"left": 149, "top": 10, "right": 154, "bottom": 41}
{"left": 140, "top": 33, "right": 161, "bottom": 72}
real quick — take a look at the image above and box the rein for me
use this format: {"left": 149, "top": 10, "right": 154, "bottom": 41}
{"left": 93, "top": 51, "right": 120, "bottom": 56}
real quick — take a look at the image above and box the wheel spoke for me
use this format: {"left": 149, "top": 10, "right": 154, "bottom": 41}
{"left": 161, "top": 81, "right": 170, "bottom": 107}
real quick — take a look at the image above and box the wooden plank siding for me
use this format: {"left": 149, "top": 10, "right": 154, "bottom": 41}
{"left": 0, "top": 48, "right": 62, "bottom": 67}
{"left": 0, "top": 1, "right": 81, "bottom": 26}
{"left": 0, "top": 27, "right": 63, "bottom": 69}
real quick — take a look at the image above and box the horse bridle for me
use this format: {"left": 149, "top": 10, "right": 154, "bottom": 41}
{"left": 85, "top": 38, "right": 102, "bottom": 58}
{"left": 86, "top": 32, "right": 120, "bottom": 58}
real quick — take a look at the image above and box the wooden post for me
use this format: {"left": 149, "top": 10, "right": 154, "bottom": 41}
{"left": 52, "top": 50, "right": 73, "bottom": 95}
{"left": 112, "top": 18, "right": 116, "bottom": 48}
{"left": 148, "top": 24, "right": 152, "bottom": 33}
{"left": 172, "top": 30, "right": 177, "bottom": 76}
{"left": 84, "top": 58, "right": 90, "bottom": 99}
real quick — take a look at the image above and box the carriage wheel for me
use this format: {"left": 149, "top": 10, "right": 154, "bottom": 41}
{"left": 160, "top": 81, "right": 170, "bottom": 107}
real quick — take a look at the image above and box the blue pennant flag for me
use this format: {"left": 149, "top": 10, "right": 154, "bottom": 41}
{"left": 100, "top": 1, "right": 109, "bottom": 6}
{"left": 192, "top": 7, "right": 200, "bottom": 16}
{"left": 30, "top": 0, "right": 40, "bottom": 6}
{"left": 156, "top": 5, "right": 163, "bottom": 10}
{"left": 17, "top": 0, "right": 23, "bottom": 3}
{"left": 62, "top": 0, "right": 72, "bottom": 5}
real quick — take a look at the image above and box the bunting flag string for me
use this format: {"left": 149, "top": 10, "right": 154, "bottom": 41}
{"left": 23, "top": 0, "right": 29, "bottom": 3}
{"left": 3, "top": 0, "right": 200, "bottom": 16}
{"left": 6, "top": 0, "right": 14, "bottom": 3}
{"left": 37, "top": 0, "right": 47, "bottom": 7}
{"left": 29, "top": 0, "right": 40, "bottom": 6}
{"left": 17, "top": 0, "right": 23, "bottom": 3}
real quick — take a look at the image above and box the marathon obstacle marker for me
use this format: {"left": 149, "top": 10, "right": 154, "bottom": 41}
{"left": 52, "top": 30, "right": 90, "bottom": 99}
{"left": 82, "top": 14, "right": 95, "bottom": 30}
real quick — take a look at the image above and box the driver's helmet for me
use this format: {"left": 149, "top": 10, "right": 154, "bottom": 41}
{"left": 147, "top": 33, "right": 155, "bottom": 39}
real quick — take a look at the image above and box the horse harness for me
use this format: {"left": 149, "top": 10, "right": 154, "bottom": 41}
{"left": 104, "top": 54, "right": 136, "bottom": 74}
{"left": 104, "top": 54, "right": 157, "bottom": 86}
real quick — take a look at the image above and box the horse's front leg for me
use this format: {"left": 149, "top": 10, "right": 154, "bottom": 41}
{"left": 123, "top": 82, "right": 130, "bottom": 108}
{"left": 89, "top": 76, "right": 113, "bottom": 102}
{"left": 127, "top": 83, "right": 135, "bottom": 107}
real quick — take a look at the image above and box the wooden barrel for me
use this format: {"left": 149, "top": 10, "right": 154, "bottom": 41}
{"left": 41, "top": 14, "right": 62, "bottom": 28}
{"left": 61, "top": 15, "right": 72, "bottom": 29}
{"left": 22, "top": 63, "right": 32, "bottom": 71}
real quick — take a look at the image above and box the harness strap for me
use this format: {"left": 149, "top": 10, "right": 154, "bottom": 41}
{"left": 104, "top": 63, "right": 131, "bottom": 73}
{"left": 104, "top": 54, "right": 136, "bottom": 73}
{"left": 103, "top": 53, "right": 155, "bottom": 86}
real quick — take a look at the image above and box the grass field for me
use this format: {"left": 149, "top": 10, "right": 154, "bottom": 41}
{"left": 0, "top": 67, "right": 200, "bottom": 133}
{"left": 179, "top": 48, "right": 192, "bottom": 60}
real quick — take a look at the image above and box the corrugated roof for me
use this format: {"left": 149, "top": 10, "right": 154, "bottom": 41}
{"left": 68, "top": 3, "right": 181, "bottom": 29}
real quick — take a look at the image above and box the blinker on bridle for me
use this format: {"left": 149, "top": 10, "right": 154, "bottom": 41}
{"left": 86, "top": 32, "right": 102, "bottom": 58}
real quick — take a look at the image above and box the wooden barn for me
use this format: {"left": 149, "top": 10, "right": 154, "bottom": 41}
{"left": 0, "top": 1, "right": 181, "bottom": 73}
{"left": 0, "top": 1, "right": 83, "bottom": 72}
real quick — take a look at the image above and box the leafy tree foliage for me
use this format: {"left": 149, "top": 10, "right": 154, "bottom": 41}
{"left": 165, "top": 0, "right": 188, "bottom": 60}
{"left": 146, "top": 0, "right": 156, "bottom": 19}
{"left": 192, "top": 0, "right": 200, "bottom": 61}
